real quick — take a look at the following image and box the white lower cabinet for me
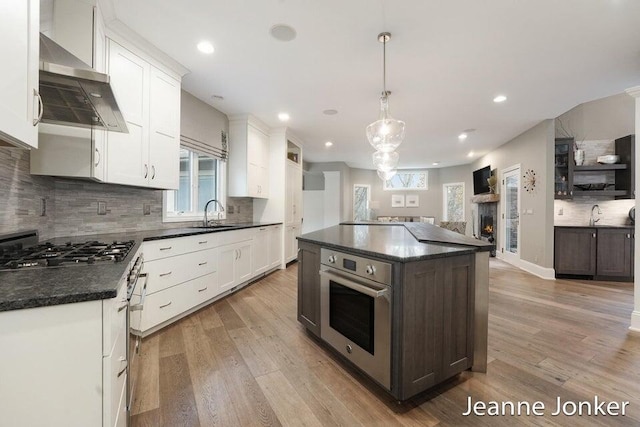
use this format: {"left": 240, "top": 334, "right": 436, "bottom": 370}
{"left": 136, "top": 226, "right": 282, "bottom": 335}
{"left": 285, "top": 224, "right": 301, "bottom": 262}
{"left": 252, "top": 227, "right": 270, "bottom": 276}
{"left": 0, "top": 280, "right": 129, "bottom": 427}
{"left": 269, "top": 225, "right": 283, "bottom": 268}
{"left": 218, "top": 240, "right": 253, "bottom": 293}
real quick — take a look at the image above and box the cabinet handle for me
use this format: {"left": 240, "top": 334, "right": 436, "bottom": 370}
{"left": 159, "top": 271, "right": 172, "bottom": 277}
{"left": 238, "top": 249, "right": 242, "bottom": 259}
{"left": 198, "top": 262, "right": 208, "bottom": 266}
{"left": 198, "top": 241, "right": 208, "bottom": 244}
{"left": 33, "top": 89, "right": 43, "bottom": 126}
{"left": 94, "top": 148, "right": 101, "bottom": 167}
{"left": 159, "top": 246, "right": 172, "bottom": 251}
{"left": 260, "top": 228, "right": 266, "bottom": 231}
{"left": 117, "top": 303, "right": 128, "bottom": 312}
{"left": 117, "top": 356, "right": 127, "bottom": 377}
{"left": 144, "top": 164, "right": 148, "bottom": 178}
{"left": 159, "top": 301, "right": 172, "bottom": 309}
{"left": 592, "top": 233, "right": 596, "bottom": 238}
{"left": 234, "top": 249, "right": 238, "bottom": 260}
{"left": 198, "top": 287, "right": 208, "bottom": 292}
{"left": 627, "top": 234, "right": 631, "bottom": 239}
{"left": 151, "top": 165, "right": 156, "bottom": 179}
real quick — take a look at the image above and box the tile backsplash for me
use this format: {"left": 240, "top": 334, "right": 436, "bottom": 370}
{"left": 0, "top": 148, "right": 253, "bottom": 240}
{"left": 555, "top": 198, "right": 635, "bottom": 226}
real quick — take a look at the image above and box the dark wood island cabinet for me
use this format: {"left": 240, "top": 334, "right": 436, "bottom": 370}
{"left": 296, "top": 223, "right": 490, "bottom": 401}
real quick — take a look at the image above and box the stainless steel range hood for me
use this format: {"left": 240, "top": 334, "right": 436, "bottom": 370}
{"left": 39, "top": 33, "right": 128, "bottom": 133}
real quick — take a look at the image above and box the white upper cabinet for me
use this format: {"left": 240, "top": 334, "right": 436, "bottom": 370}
{"left": 105, "top": 39, "right": 180, "bottom": 189}
{"left": 148, "top": 66, "right": 180, "bottom": 189}
{"left": 229, "top": 116, "right": 270, "bottom": 198}
{"left": 0, "top": 0, "right": 40, "bottom": 149}
{"left": 105, "top": 39, "right": 150, "bottom": 187}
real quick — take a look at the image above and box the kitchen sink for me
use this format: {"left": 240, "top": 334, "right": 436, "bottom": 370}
{"left": 191, "top": 224, "right": 236, "bottom": 229}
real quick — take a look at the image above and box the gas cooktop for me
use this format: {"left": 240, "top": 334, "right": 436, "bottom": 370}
{"left": 0, "top": 238, "right": 135, "bottom": 271}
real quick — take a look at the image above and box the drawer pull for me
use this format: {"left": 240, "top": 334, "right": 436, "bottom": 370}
{"left": 592, "top": 233, "right": 596, "bottom": 238}
{"left": 198, "top": 241, "right": 208, "bottom": 244}
{"left": 198, "top": 262, "right": 208, "bottom": 266}
{"left": 159, "top": 271, "right": 172, "bottom": 277}
{"left": 159, "top": 246, "right": 172, "bottom": 251}
{"left": 260, "top": 228, "right": 266, "bottom": 231}
{"left": 198, "top": 287, "right": 208, "bottom": 292}
{"left": 159, "top": 301, "right": 172, "bottom": 309}
{"left": 627, "top": 234, "right": 631, "bottom": 239}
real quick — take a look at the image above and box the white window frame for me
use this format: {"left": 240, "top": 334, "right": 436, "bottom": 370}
{"left": 162, "top": 150, "right": 227, "bottom": 223}
{"left": 383, "top": 170, "right": 428, "bottom": 191}
{"left": 442, "top": 182, "right": 465, "bottom": 221}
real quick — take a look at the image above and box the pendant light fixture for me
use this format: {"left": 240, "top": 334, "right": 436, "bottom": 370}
{"left": 366, "top": 32, "right": 405, "bottom": 180}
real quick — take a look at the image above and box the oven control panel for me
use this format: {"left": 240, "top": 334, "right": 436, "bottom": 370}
{"left": 320, "top": 248, "right": 392, "bottom": 285}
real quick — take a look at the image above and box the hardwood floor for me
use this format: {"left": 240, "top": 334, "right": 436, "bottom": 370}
{"left": 131, "top": 259, "right": 640, "bottom": 426}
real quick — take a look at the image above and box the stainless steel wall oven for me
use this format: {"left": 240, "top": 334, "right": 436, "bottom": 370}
{"left": 319, "top": 249, "right": 392, "bottom": 390}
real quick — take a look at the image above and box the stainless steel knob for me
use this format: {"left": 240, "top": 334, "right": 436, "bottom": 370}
{"left": 365, "top": 265, "right": 376, "bottom": 275}
{"left": 328, "top": 255, "right": 336, "bottom": 264}
{"left": 346, "top": 344, "right": 353, "bottom": 354}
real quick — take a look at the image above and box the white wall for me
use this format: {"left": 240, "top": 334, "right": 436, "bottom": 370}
{"left": 628, "top": 87, "right": 640, "bottom": 332}
{"left": 472, "top": 120, "right": 555, "bottom": 270}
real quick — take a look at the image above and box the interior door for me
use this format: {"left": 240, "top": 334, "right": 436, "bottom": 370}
{"left": 501, "top": 165, "right": 521, "bottom": 263}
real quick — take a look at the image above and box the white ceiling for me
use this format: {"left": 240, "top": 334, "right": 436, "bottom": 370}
{"left": 110, "top": 0, "right": 640, "bottom": 169}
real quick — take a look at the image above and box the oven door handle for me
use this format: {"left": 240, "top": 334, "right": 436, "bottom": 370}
{"left": 320, "top": 269, "right": 388, "bottom": 299}
{"left": 130, "top": 273, "right": 148, "bottom": 311}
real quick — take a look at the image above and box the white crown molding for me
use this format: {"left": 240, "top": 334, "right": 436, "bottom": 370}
{"left": 625, "top": 86, "right": 640, "bottom": 98}
{"left": 99, "top": 0, "right": 189, "bottom": 78}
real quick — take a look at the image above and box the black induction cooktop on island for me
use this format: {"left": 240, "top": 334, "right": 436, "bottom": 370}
{"left": 0, "top": 231, "right": 135, "bottom": 271}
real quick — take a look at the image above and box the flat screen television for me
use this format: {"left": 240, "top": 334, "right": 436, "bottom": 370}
{"left": 473, "top": 165, "right": 491, "bottom": 195}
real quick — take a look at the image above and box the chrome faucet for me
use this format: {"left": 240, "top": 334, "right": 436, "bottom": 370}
{"left": 203, "top": 199, "right": 225, "bottom": 226}
{"left": 589, "top": 204, "right": 602, "bottom": 226}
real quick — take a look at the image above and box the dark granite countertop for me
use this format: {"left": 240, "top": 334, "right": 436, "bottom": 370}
{"left": 0, "top": 222, "right": 282, "bottom": 312}
{"left": 554, "top": 225, "right": 634, "bottom": 229}
{"left": 297, "top": 223, "right": 492, "bottom": 263}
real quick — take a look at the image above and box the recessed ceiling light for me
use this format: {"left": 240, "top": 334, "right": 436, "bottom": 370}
{"left": 197, "top": 41, "right": 214, "bottom": 54}
{"left": 458, "top": 133, "right": 468, "bottom": 141}
{"left": 270, "top": 24, "right": 297, "bottom": 42}
{"left": 468, "top": 151, "right": 474, "bottom": 157}
{"left": 323, "top": 109, "right": 338, "bottom": 115}
{"left": 432, "top": 161, "right": 440, "bottom": 166}
{"left": 278, "top": 112, "right": 290, "bottom": 122}
{"left": 493, "top": 95, "right": 507, "bottom": 103}
{"left": 325, "top": 141, "right": 333, "bottom": 147}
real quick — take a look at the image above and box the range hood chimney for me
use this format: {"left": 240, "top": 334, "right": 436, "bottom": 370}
{"left": 39, "top": 33, "right": 128, "bottom": 133}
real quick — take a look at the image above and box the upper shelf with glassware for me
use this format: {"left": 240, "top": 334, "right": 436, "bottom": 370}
{"left": 554, "top": 135, "right": 635, "bottom": 200}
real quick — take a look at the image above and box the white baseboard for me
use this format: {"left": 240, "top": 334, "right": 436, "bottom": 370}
{"left": 630, "top": 311, "right": 640, "bottom": 333}
{"left": 495, "top": 253, "right": 556, "bottom": 280}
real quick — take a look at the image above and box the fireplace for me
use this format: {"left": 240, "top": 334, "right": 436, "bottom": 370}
{"left": 473, "top": 195, "right": 499, "bottom": 257}
{"left": 480, "top": 215, "right": 494, "bottom": 238}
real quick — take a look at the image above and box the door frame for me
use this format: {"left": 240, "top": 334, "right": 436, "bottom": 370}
{"left": 500, "top": 164, "right": 521, "bottom": 263}
{"left": 353, "top": 184, "right": 371, "bottom": 221}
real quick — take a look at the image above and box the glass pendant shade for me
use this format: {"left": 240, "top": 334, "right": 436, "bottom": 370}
{"left": 366, "top": 96, "right": 406, "bottom": 153}
{"left": 372, "top": 150, "right": 399, "bottom": 171}
{"left": 377, "top": 169, "right": 397, "bottom": 181}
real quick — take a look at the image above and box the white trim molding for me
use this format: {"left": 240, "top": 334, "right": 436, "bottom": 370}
{"left": 630, "top": 311, "right": 640, "bottom": 333}
{"left": 496, "top": 252, "right": 556, "bottom": 280}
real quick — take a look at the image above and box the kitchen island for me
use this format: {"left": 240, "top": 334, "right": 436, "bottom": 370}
{"left": 297, "top": 223, "right": 491, "bottom": 400}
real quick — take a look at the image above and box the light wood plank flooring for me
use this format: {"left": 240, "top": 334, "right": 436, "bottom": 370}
{"left": 131, "top": 259, "right": 640, "bottom": 426}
